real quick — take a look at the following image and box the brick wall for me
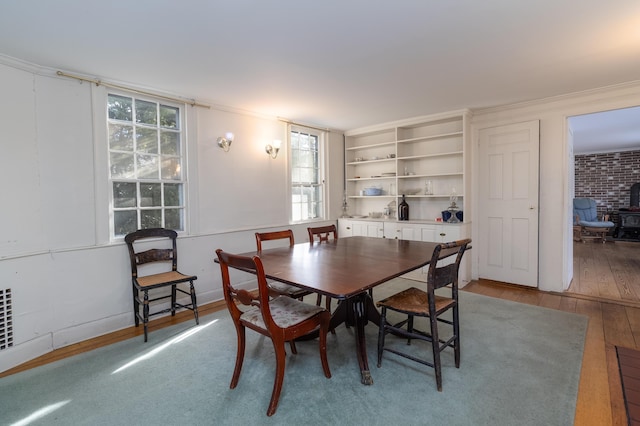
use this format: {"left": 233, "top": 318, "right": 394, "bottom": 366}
{"left": 575, "top": 150, "right": 640, "bottom": 224}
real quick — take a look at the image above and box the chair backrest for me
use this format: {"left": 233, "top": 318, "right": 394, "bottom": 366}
{"left": 426, "top": 239, "right": 472, "bottom": 293}
{"left": 124, "top": 228, "right": 178, "bottom": 278}
{"left": 255, "top": 230, "right": 295, "bottom": 251}
{"left": 573, "top": 198, "right": 598, "bottom": 223}
{"left": 307, "top": 225, "right": 338, "bottom": 244}
{"left": 215, "top": 249, "right": 277, "bottom": 330}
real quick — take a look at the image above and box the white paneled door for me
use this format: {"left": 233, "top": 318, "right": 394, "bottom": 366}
{"left": 478, "top": 121, "right": 540, "bottom": 287}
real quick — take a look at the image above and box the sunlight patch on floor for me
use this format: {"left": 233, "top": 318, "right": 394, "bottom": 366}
{"left": 111, "top": 319, "right": 219, "bottom": 374}
{"left": 10, "top": 400, "right": 70, "bottom": 426}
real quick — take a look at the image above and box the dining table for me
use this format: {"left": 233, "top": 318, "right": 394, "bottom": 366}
{"left": 230, "top": 235, "right": 458, "bottom": 385}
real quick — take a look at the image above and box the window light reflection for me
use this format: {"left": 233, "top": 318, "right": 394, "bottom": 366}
{"left": 10, "top": 400, "right": 71, "bottom": 426}
{"left": 112, "top": 319, "right": 218, "bottom": 374}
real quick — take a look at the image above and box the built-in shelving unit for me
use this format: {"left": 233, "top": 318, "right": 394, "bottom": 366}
{"left": 344, "top": 110, "right": 470, "bottom": 221}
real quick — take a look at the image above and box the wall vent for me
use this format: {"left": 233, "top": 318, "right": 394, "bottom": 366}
{"left": 0, "top": 288, "right": 13, "bottom": 350}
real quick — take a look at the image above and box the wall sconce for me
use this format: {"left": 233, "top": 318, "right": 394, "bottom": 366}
{"left": 265, "top": 140, "right": 282, "bottom": 159}
{"left": 217, "top": 132, "right": 234, "bottom": 152}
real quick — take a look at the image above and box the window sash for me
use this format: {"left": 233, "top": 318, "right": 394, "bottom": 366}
{"left": 107, "top": 92, "right": 186, "bottom": 238}
{"left": 290, "top": 127, "right": 325, "bottom": 223}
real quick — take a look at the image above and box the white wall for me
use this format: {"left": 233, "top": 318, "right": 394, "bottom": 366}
{"left": 471, "top": 81, "right": 640, "bottom": 292}
{"left": 5, "top": 51, "right": 640, "bottom": 373}
{"left": 0, "top": 58, "right": 343, "bottom": 372}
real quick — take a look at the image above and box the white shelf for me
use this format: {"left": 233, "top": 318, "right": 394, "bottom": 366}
{"left": 397, "top": 151, "right": 462, "bottom": 161}
{"left": 344, "top": 110, "right": 469, "bottom": 221}
{"left": 396, "top": 131, "right": 463, "bottom": 144}
{"left": 346, "top": 141, "right": 396, "bottom": 151}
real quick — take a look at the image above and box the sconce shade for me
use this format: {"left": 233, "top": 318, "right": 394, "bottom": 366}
{"left": 217, "top": 132, "right": 234, "bottom": 152}
{"left": 265, "top": 140, "right": 281, "bottom": 159}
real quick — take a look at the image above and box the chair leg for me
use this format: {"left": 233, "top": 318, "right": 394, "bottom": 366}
{"left": 377, "top": 307, "right": 387, "bottom": 368}
{"left": 142, "top": 290, "right": 149, "bottom": 342}
{"left": 171, "top": 285, "right": 177, "bottom": 316}
{"left": 453, "top": 305, "right": 460, "bottom": 368}
{"left": 132, "top": 285, "right": 139, "bottom": 327}
{"left": 323, "top": 297, "right": 336, "bottom": 335}
{"left": 289, "top": 340, "right": 297, "bottom": 354}
{"left": 430, "top": 315, "right": 442, "bottom": 391}
{"left": 407, "top": 315, "right": 414, "bottom": 345}
{"left": 319, "top": 312, "right": 331, "bottom": 378}
{"left": 267, "top": 337, "right": 287, "bottom": 416}
{"left": 190, "top": 280, "right": 199, "bottom": 324}
{"left": 230, "top": 324, "right": 246, "bottom": 389}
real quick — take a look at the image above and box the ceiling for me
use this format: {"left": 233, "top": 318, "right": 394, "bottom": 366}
{"left": 1, "top": 1, "right": 640, "bottom": 150}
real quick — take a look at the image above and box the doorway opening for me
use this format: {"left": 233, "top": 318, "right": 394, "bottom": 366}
{"left": 567, "top": 106, "right": 640, "bottom": 304}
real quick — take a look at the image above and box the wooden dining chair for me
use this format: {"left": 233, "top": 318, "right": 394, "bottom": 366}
{"left": 307, "top": 225, "right": 338, "bottom": 312}
{"left": 256, "top": 230, "right": 319, "bottom": 353}
{"left": 307, "top": 224, "right": 375, "bottom": 305}
{"left": 376, "top": 238, "right": 471, "bottom": 391}
{"left": 124, "top": 228, "right": 199, "bottom": 342}
{"left": 255, "top": 230, "right": 313, "bottom": 301}
{"left": 307, "top": 224, "right": 338, "bottom": 244}
{"left": 215, "top": 249, "right": 332, "bottom": 417}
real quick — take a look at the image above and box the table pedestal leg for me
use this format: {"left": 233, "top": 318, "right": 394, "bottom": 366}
{"left": 330, "top": 292, "right": 380, "bottom": 385}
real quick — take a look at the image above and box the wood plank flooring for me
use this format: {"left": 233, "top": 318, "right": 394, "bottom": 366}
{"left": 569, "top": 240, "right": 640, "bottom": 305}
{"left": 3, "top": 262, "right": 640, "bottom": 425}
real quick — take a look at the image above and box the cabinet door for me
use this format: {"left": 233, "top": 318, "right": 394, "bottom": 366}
{"left": 384, "top": 222, "right": 421, "bottom": 240}
{"left": 417, "top": 225, "right": 439, "bottom": 242}
{"left": 352, "top": 221, "right": 383, "bottom": 237}
{"left": 338, "top": 219, "right": 353, "bottom": 237}
{"left": 383, "top": 222, "right": 398, "bottom": 239}
{"left": 437, "top": 225, "right": 460, "bottom": 243}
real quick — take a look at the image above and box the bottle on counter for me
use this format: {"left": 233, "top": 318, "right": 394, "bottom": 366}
{"left": 398, "top": 195, "right": 409, "bottom": 221}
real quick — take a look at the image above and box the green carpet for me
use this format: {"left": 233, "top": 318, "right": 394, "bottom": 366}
{"left": 0, "top": 280, "right": 587, "bottom": 425}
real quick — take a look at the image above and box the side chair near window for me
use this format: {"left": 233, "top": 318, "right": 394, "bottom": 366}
{"left": 573, "top": 198, "right": 615, "bottom": 243}
{"left": 124, "top": 228, "right": 199, "bottom": 342}
{"left": 215, "top": 249, "right": 331, "bottom": 417}
{"left": 308, "top": 224, "right": 375, "bottom": 305}
{"left": 307, "top": 225, "right": 338, "bottom": 312}
{"left": 376, "top": 238, "right": 471, "bottom": 391}
{"left": 255, "top": 230, "right": 313, "bottom": 302}
{"left": 307, "top": 224, "right": 338, "bottom": 244}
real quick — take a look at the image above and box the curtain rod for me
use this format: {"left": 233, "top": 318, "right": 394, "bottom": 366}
{"left": 56, "top": 71, "right": 211, "bottom": 109}
{"left": 277, "top": 117, "right": 330, "bottom": 132}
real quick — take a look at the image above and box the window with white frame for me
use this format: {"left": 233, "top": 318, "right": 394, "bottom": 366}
{"left": 290, "top": 127, "right": 325, "bottom": 222}
{"left": 107, "top": 93, "right": 186, "bottom": 238}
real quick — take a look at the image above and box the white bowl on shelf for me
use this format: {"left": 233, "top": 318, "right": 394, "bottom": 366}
{"left": 363, "top": 187, "right": 383, "bottom": 196}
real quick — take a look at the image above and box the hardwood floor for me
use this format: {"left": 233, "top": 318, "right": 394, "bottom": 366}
{"left": 3, "top": 268, "right": 639, "bottom": 425}
{"left": 569, "top": 240, "right": 640, "bottom": 305}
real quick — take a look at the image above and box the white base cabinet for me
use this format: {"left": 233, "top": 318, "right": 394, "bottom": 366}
{"left": 337, "top": 218, "right": 470, "bottom": 285}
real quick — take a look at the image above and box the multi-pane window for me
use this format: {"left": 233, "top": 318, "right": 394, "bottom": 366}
{"left": 108, "top": 93, "right": 185, "bottom": 238}
{"left": 290, "top": 128, "right": 325, "bottom": 222}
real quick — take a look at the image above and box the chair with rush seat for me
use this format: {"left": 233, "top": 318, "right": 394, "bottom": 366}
{"left": 215, "top": 249, "right": 331, "bottom": 416}
{"left": 124, "top": 228, "right": 199, "bottom": 342}
{"left": 376, "top": 238, "right": 471, "bottom": 391}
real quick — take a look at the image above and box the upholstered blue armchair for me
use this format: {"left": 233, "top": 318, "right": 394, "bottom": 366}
{"left": 573, "top": 198, "right": 614, "bottom": 243}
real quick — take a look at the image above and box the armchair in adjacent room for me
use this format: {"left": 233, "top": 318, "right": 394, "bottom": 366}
{"left": 573, "top": 198, "right": 614, "bottom": 243}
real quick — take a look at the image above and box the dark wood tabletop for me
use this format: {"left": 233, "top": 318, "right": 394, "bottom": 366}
{"left": 241, "top": 236, "right": 445, "bottom": 299}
